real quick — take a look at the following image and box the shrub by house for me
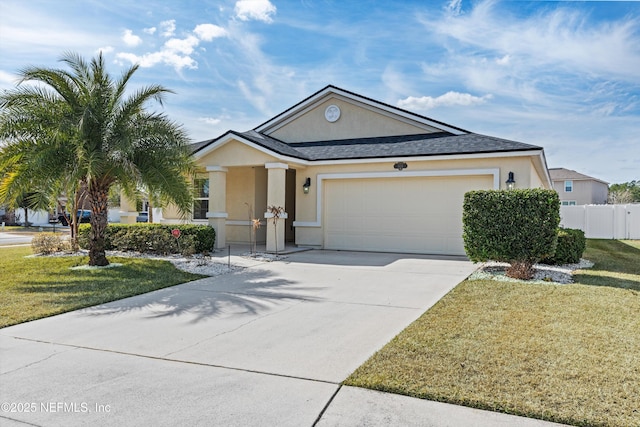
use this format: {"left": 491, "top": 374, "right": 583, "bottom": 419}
{"left": 78, "top": 224, "right": 215, "bottom": 255}
{"left": 541, "top": 228, "right": 586, "bottom": 265}
{"left": 463, "top": 189, "right": 560, "bottom": 279}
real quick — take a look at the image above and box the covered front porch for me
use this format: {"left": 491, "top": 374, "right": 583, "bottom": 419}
{"left": 204, "top": 162, "right": 298, "bottom": 252}
{"left": 119, "top": 132, "right": 307, "bottom": 253}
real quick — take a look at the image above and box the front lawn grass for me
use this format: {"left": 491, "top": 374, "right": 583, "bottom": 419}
{"left": 0, "top": 247, "right": 205, "bottom": 328}
{"left": 573, "top": 239, "right": 640, "bottom": 291}
{"left": 345, "top": 240, "right": 640, "bottom": 427}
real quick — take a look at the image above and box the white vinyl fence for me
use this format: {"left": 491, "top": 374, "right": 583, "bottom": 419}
{"left": 560, "top": 204, "right": 640, "bottom": 239}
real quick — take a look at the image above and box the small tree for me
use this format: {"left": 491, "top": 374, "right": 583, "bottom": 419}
{"left": 245, "top": 203, "right": 261, "bottom": 255}
{"left": 609, "top": 180, "right": 640, "bottom": 204}
{"left": 266, "top": 205, "right": 285, "bottom": 256}
{"left": 251, "top": 218, "right": 261, "bottom": 254}
{"left": 463, "top": 189, "right": 560, "bottom": 280}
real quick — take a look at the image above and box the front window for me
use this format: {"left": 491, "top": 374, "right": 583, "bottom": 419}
{"left": 564, "top": 180, "right": 573, "bottom": 192}
{"left": 561, "top": 200, "right": 577, "bottom": 206}
{"left": 193, "top": 178, "right": 209, "bottom": 220}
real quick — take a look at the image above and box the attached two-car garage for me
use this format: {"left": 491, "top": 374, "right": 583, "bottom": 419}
{"left": 323, "top": 174, "right": 494, "bottom": 255}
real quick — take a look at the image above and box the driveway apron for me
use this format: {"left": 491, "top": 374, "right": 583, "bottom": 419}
{"left": 1, "top": 250, "right": 477, "bottom": 426}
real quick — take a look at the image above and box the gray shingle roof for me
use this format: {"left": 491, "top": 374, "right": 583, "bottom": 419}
{"left": 191, "top": 131, "right": 542, "bottom": 161}
{"left": 189, "top": 139, "right": 212, "bottom": 153}
{"left": 190, "top": 130, "right": 303, "bottom": 159}
{"left": 236, "top": 130, "right": 306, "bottom": 158}
{"left": 290, "top": 132, "right": 540, "bottom": 160}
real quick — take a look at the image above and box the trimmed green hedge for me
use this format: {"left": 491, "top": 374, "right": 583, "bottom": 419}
{"left": 78, "top": 223, "right": 215, "bottom": 255}
{"left": 541, "top": 228, "right": 586, "bottom": 265}
{"left": 463, "top": 189, "right": 560, "bottom": 279}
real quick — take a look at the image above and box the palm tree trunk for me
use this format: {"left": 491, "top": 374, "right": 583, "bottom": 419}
{"left": 71, "top": 190, "right": 80, "bottom": 249}
{"left": 88, "top": 182, "right": 110, "bottom": 266}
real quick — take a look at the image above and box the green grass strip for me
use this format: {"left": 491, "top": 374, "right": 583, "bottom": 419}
{"left": 0, "top": 247, "right": 205, "bottom": 328}
{"left": 345, "top": 240, "right": 640, "bottom": 427}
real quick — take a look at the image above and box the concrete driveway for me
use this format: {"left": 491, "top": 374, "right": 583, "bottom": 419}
{"left": 0, "top": 250, "right": 563, "bottom": 426}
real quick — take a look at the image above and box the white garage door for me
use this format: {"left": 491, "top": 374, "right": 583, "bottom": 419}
{"left": 324, "top": 175, "right": 493, "bottom": 255}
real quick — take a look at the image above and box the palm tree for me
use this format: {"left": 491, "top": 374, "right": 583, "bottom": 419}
{"left": 0, "top": 52, "right": 194, "bottom": 266}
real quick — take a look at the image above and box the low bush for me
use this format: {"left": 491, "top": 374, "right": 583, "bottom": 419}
{"left": 110, "top": 226, "right": 177, "bottom": 254}
{"left": 78, "top": 223, "right": 215, "bottom": 255}
{"left": 177, "top": 234, "right": 197, "bottom": 257}
{"left": 541, "top": 228, "right": 586, "bottom": 265}
{"left": 31, "top": 232, "right": 69, "bottom": 254}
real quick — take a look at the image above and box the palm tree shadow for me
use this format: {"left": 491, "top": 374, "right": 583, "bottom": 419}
{"left": 79, "top": 268, "right": 325, "bottom": 323}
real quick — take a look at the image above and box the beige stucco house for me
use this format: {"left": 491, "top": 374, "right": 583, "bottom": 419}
{"left": 122, "top": 86, "right": 552, "bottom": 256}
{"left": 549, "top": 168, "right": 608, "bottom": 206}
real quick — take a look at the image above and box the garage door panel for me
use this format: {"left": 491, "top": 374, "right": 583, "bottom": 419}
{"left": 324, "top": 176, "right": 493, "bottom": 255}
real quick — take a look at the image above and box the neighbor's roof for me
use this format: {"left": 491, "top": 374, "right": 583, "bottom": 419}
{"left": 191, "top": 130, "right": 542, "bottom": 161}
{"left": 548, "top": 168, "right": 608, "bottom": 184}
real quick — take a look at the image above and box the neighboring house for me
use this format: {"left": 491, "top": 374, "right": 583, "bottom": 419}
{"left": 121, "top": 85, "right": 552, "bottom": 256}
{"left": 549, "top": 168, "right": 609, "bottom": 206}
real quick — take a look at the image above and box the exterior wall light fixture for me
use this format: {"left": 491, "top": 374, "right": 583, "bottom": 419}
{"left": 506, "top": 171, "right": 516, "bottom": 190}
{"left": 303, "top": 177, "right": 311, "bottom": 194}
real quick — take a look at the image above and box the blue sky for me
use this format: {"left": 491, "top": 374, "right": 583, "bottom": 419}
{"left": 1, "top": 0, "right": 638, "bottom": 183}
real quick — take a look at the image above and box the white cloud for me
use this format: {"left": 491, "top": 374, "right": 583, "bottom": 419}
{"left": 159, "top": 19, "right": 176, "bottom": 37}
{"left": 381, "top": 66, "right": 414, "bottom": 98}
{"left": 164, "top": 36, "right": 200, "bottom": 55}
{"left": 143, "top": 27, "right": 156, "bottom": 35}
{"left": 225, "top": 25, "right": 301, "bottom": 116}
{"left": 410, "top": 0, "right": 640, "bottom": 124}
{"left": 122, "top": 29, "right": 142, "bottom": 47}
{"left": 116, "top": 21, "right": 229, "bottom": 71}
{"left": 194, "top": 24, "right": 227, "bottom": 41}
{"left": 424, "top": 0, "right": 640, "bottom": 83}
{"left": 495, "top": 54, "right": 510, "bottom": 65}
{"left": 397, "top": 92, "right": 493, "bottom": 111}
{"left": 198, "top": 117, "right": 222, "bottom": 125}
{"left": 238, "top": 79, "right": 269, "bottom": 114}
{"left": 235, "top": 0, "right": 276, "bottom": 23}
{"left": 0, "top": 2, "right": 114, "bottom": 62}
{"left": 446, "top": 0, "right": 462, "bottom": 16}
{"left": 116, "top": 51, "right": 197, "bottom": 70}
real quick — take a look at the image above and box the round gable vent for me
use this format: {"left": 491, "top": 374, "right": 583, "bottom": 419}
{"left": 324, "top": 105, "right": 341, "bottom": 122}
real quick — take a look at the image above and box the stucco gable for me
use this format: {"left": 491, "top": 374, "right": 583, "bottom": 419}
{"left": 255, "top": 85, "right": 467, "bottom": 143}
{"left": 196, "top": 136, "right": 281, "bottom": 167}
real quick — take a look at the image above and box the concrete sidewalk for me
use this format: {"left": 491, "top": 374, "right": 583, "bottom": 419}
{"left": 1, "top": 250, "right": 566, "bottom": 426}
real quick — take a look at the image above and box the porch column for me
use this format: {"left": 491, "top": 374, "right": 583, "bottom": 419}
{"left": 206, "top": 166, "right": 228, "bottom": 250}
{"left": 118, "top": 191, "right": 137, "bottom": 224}
{"left": 265, "top": 162, "right": 288, "bottom": 253}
